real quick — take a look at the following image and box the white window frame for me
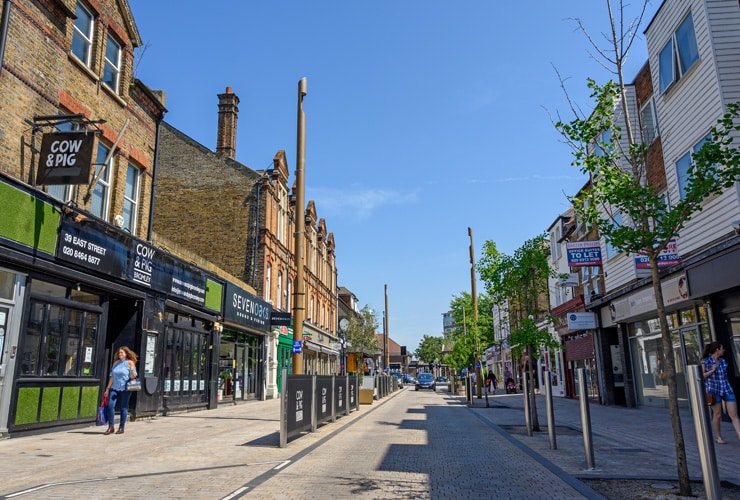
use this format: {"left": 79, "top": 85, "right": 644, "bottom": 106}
{"left": 265, "top": 264, "right": 271, "bottom": 303}
{"left": 71, "top": 2, "right": 94, "bottom": 67}
{"left": 604, "top": 212, "right": 623, "bottom": 259}
{"left": 103, "top": 34, "right": 122, "bottom": 93}
{"left": 676, "top": 134, "right": 711, "bottom": 200}
{"left": 286, "top": 279, "right": 292, "bottom": 312}
{"left": 640, "top": 97, "right": 659, "bottom": 144}
{"left": 122, "top": 163, "right": 140, "bottom": 234}
{"left": 658, "top": 12, "right": 700, "bottom": 93}
{"left": 91, "top": 142, "right": 113, "bottom": 220}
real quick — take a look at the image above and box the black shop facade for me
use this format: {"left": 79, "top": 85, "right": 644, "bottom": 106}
{"left": 0, "top": 176, "right": 227, "bottom": 435}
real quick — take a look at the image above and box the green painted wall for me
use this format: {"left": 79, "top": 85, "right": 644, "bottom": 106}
{"left": 0, "top": 181, "right": 60, "bottom": 253}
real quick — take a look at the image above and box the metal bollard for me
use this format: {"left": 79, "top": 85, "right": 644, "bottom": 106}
{"left": 688, "top": 364, "right": 721, "bottom": 500}
{"left": 577, "top": 368, "right": 595, "bottom": 470}
{"left": 545, "top": 370, "right": 557, "bottom": 450}
{"left": 522, "top": 372, "right": 532, "bottom": 437}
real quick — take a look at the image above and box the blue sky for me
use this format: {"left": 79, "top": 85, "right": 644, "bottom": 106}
{"left": 128, "top": 1, "right": 660, "bottom": 352}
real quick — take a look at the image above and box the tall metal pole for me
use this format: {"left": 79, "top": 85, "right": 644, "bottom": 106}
{"left": 468, "top": 227, "right": 487, "bottom": 406}
{"left": 384, "top": 284, "right": 389, "bottom": 372}
{"left": 292, "top": 77, "right": 307, "bottom": 375}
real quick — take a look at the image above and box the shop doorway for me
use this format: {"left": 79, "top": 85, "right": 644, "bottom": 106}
{"left": 220, "top": 331, "right": 261, "bottom": 401}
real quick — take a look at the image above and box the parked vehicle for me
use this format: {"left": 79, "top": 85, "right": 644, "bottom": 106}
{"left": 415, "top": 372, "right": 436, "bottom": 391}
{"left": 401, "top": 374, "right": 416, "bottom": 385}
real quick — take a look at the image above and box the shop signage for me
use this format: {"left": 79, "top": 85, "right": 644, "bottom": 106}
{"left": 58, "top": 220, "right": 128, "bottom": 277}
{"left": 567, "top": 312, "right": 597, "bottom": 330}
{"left": 270, "top": 311, "right": 292, "bottom": 326}
{"left": 566, "top": 241, "right": 602, "bottom": 267}
{"left": 224, "top": 282, "right": 272, "bottom": 331}
{"left": 56, "top": 216, "right": 209, "bottom": 308}
{"left": 36, "top": 131, "right": 95, "bottom": 185}
{"left": 634, "top": 238, "right": 681, "bottom": 269}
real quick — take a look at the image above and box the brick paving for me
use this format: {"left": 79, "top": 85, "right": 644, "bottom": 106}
{"left": 0, "top": 386, "right": 736, "bottom": 499}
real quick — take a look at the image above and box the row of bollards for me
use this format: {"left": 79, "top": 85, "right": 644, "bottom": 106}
{"left": 525, "top": 367, "right": 721, "bottom": 500}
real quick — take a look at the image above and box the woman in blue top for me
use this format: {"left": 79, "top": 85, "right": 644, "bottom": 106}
{"left": 103, "top": 346, "right": 138, "bottom": 435}
{"left": 701, "top": 341, "right": 740, "bottom": 445}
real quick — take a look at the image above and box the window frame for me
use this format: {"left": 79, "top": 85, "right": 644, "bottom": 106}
{"left": 604, "top": 212, "right": 623, "bottom": 259}
{"left": 71, "top": 2, "right": 94, "bottom": 67}
{"left": 122, "top": 163, "right": 141, "bottom": 234}
{"left": 102, "top": 34, "right": 122, "bottom": 93}
{"left": 640, "top": 97, "right": 659, "bottom": 145}
{"left": 90, "top": 142, "right": 113, "bottom": 220}
{"left": 658, "top": 12, "right": 700, "bottom": 93}
{"left": 676, "top": 134, "right": 711, "bottom": 200}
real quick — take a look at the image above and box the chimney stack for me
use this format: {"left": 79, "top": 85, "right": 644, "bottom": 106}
{"left": 216, "top": 86, "right": 239, "bottom": 159}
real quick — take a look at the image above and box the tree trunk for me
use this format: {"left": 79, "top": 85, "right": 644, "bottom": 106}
{"left": 651, "top": 259, "right": 691, "bottom": 496}
{"left": 528, "top": 345, "right": 541, "bottom": 431}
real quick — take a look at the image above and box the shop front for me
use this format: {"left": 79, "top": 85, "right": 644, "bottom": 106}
{"left": 219, "top": 282, "right": 272, "bottom": 403}
{"left": 0, "top": 177, "right": 224, "bottom": 434}
{"left": 611, "top": 273, "right": 708, "bottom": 409}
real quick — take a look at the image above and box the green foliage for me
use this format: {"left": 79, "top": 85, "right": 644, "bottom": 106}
{"left": 415, "top": 335, "right": 444, "bottom": 364}
{"left": 507, "top": 316, "right": 559, "bottom": 360}
{"left": 444, "top": 292, "right": 493, "bottom": 371}
{"left": 477, "top": 234, "right": 554, "bottom": 324}
{"left": 556, "top": 81, "right": 740, "bottom": 259}
{"left": 345, "top": 305, "right": 379, "bottom": 357}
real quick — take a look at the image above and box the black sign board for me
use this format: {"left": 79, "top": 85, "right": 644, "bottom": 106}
{"left": 224, "top": 282, "right": 272, "bottom": 332}
{"left": 36, "top": 131, "right": 95, "bottom": 185}
{"left": 315, "top": 376, "right": 333, "bottom": 425}
{"left": 334, "top": 376, "right": 346, "bottom": 415}
{"left": 286, "top": 375, "right": 313, "bottom": 436}
{"left": 56, "top": 216, "right": 208, "bottom": 309}
{"left": 58, "top": 220, "right": 128, "bottom": 277}
{"left": 270, "top": 311, "right": 292, "bottom": 326}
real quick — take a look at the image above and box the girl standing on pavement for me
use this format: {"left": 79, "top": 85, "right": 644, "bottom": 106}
{"left": 103, "top": 346, "right": 138, "bottom": 435}
{"left": 701, "top": 341, "right": 740, "bottom": 445}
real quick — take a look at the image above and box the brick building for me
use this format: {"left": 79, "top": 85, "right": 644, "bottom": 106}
{"left": 0, "top": 0, "right": 275, "bottom": 436}
{"left": 153, "top": 87, "right": 339, "bottom": 397}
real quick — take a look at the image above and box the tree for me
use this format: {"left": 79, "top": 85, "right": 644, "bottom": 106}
{"left": 415, "top": 335, "right": 444, "bottom": 366}
{"left": 445, "top": 292, "right": 493, "bottom": 374}
{"left": 345, "top": 305, "right": 379, "bottom": 373}
{"left": 478, "top": 235, "right": 557, "bottom": 431}
{"left": 554, "top": 2, "right": 740, "bottom": 494}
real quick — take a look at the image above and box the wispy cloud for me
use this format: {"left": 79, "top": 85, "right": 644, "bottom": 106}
{"left": 307, "top": 186, "right": 419, "bottom": 219}
{"left": 467, "top": 174, "right": 582, "bottom": 183}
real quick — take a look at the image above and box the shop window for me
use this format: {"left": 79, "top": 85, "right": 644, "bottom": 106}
{"left": 21, "top": 280, "right": 101, "bottom": 377}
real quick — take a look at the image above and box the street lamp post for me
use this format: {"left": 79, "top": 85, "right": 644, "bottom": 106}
{"left": 292, "top": 77, "right": 307, "bottom": 375}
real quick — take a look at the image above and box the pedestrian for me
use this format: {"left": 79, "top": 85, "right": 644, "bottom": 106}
{"left": 701, "top": 341, "right": 740, "bottom": 444}
{"left": 103, "top": 346, "right": 138, "bottom": 435}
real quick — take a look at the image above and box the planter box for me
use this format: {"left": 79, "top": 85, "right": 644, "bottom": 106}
{"left": 359, "top": 388, "right": 374, "bottom": 405}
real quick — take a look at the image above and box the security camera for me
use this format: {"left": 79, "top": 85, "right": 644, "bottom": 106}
{"left": 733, "top": 220, "right": 740, "bottom": 234}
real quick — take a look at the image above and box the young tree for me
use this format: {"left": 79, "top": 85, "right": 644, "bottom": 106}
{"left": 554, "top": 2, "right": 740, "bottom": 495}
{"left": 446, "top": 292, "right": 493, "bottom": 375}
{"left": 478, "top": 235, "right": 556, "bottom": 431}
{"left": 345, "top": 306, "right": 379, "bottom": 373}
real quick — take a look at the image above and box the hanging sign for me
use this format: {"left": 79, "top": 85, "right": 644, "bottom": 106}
{"left": 36, "top": 132, "right": 95, "bottom": 185}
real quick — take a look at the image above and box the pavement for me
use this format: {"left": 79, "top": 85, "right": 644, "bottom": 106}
{"left": 0, "top": 385, "right": 737, "bottom": 499}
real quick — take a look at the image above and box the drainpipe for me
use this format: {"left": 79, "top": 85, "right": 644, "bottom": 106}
{"left": 0, "top": 0, "right": 11, "bottom": 76}
{"left": 147, "top": 118, "right": 162, "bottom": 241}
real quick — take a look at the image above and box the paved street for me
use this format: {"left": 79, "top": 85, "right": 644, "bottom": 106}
{"left": 0, "top": 386, "right": 738, "bottom": 499}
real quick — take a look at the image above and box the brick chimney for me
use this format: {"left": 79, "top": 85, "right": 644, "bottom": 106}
{"left": 216, "top": 87, "right": 239, "bottom": 159}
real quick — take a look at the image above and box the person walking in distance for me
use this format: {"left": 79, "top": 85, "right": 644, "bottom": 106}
{"left": 103, "top": 346, "right": 138, "bottom": 435}
{"left": 701, "top": 342, "right": 740, "bottom": 444}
